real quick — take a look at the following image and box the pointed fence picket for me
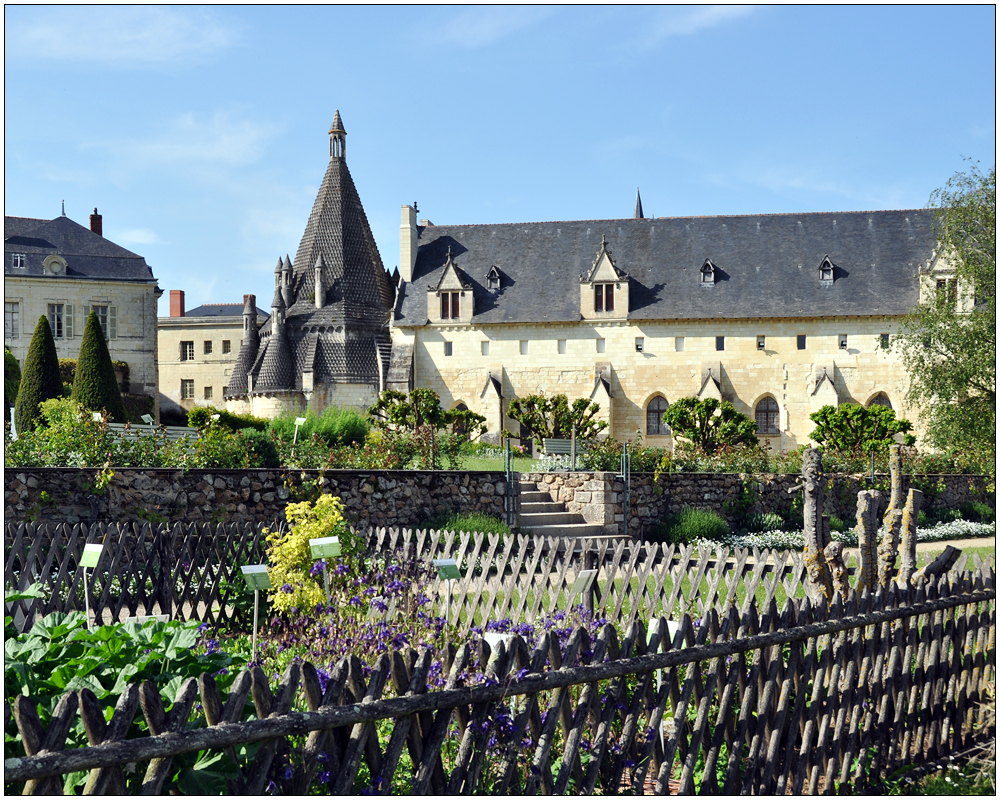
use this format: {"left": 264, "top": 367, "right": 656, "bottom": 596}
{"left": 5, "top": 521, "right": 996, "bottom": 637}
{"left": 5, "top": 573, "right": 995, "bottom": 796}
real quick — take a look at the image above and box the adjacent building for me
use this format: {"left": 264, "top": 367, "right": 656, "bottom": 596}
{"left": 158, "top": 290, "right": 269, "bottom": 421}
{"left": 390, "top": 202, "right": 954, "bottom": 451}
{"left": 4, "top": 209, "right": 160, "bottom": 415}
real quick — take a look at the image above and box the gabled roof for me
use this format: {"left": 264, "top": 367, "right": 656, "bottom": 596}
{"left": 4, "top": 214, "right": 155, "bottom": 281}
{"left": 396, "top": 209, "right": 935, "bottom": 325}
{"left": 184, "top": 303, "right": 269, "bottom": 318}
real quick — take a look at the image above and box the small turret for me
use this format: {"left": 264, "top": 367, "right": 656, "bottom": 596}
{"left": 225, "top": 294, "right": 261, "bottom": 397}
{"left": 634, "top": 188, "right": 644, "bottom": 220}
{"left": 314, "top": 253, "right": 325, "bottom": 309}
{"left": 281, "top": 255, "right": 293, "bottom": 309}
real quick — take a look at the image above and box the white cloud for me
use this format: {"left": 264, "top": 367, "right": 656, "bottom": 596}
{"left": 116, "top": 228, "right": 160, "bottom": 245}
{"left": 636, "top": 6, "right": 756, "bottom": 48}
{"left": 4, "top": 7, "right": 239, "bottom": 66}
{"left": 99, "top": 111, "right": 281, "bottom": 169}
{"left": 436, "top": 7, "right": 554, "bottom": 49}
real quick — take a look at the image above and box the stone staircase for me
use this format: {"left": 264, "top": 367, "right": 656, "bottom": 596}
{"left": 517, "top": 479, "right": 612, "bottom": 539}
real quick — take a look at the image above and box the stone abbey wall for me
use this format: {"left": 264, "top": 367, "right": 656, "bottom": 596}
{"left": 3, "top": 469, "right": 513, "bottom": 529}
{"left": 4, "top": 468, "right": 990, "bottom": 536}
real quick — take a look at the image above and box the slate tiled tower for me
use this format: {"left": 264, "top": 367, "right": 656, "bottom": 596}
{"left": 225, "top": 112, "right": 395, "bottom": 417}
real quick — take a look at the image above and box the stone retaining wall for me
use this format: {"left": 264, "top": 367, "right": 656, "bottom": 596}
{"left": 4, "top": 467, "right": 990, "bottom": 537}
{"left": 522, "top": 470, "right": 994, "bottom": 537}
{"left": 3, "top": 469, "right": 515, "bottom": 529}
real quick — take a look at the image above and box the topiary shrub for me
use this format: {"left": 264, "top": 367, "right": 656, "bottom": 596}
{"left": 648, "top": 508, "right": 729, "bottom": 545}
{"left": 4, "top": 346, "right": 21, "bottom": 423}
{"left": 14, "top": 316, "right": 63, "bottom": 433}
{"left": 73, "top": 311, "right": 126, "bottom": 422}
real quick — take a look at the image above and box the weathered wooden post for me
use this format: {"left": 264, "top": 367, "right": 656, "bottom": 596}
{"left": 854, "top": 490, "right": 881, "bottom": 595}
{"left": 823, "top": 541, "right": 850, "bottom": 600}
{"left": 802, "top": 448, "right": 833, "bottom": 601}
{"left": 877, "top": 509, "right": 904, "bottom": 589}
{"left": 896, "top": 488, "right": 922, "bottom": 587}
{"left": 884, "top": 444, "right": 904, "bottom": 521}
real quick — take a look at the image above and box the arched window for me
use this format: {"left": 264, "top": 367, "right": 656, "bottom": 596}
{"left": 452, "top": 403, "right": 469, "bottom": 437}
{"left": 646, "top": 396, "right": 669, "bottom": 436}
{"left": 867, "top": 392, "right": 892, "bottom": 410}
{"left": 755, "top": 397, "right": 780, "bottom": 435}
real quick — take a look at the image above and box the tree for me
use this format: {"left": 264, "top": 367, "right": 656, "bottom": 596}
{"left": 506, "top": 394, "right": 607, "bottom": 447}
{"left": 4, "top": 346, "right": 21, "bottom": 424}
{"left": 661, "top": 397, "right": 759, "bottom": 456}
{"left": 893, "top": 163, "right": 995, "bottom": 472}
{"left": 808, "top": 403, "right": 914, "bottom": 456}
{"left": 14, "top": 316, "right": 64, "bottom": 433}
{"left": 368, "top": 388, "right": 485, "bottom": 440}
{"left": 72, "top": 311, "right": 126, "bottom": 422}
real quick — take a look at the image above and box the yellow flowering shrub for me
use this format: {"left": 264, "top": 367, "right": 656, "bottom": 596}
{"left": 265, "top": 494, "right": 359, "bottom": 614}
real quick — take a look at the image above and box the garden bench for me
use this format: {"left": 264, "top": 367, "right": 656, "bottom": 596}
{"left": 541, "top": 438, "right": 591, "bottom": 456}
{"left": 106, "top": 423, "right": 201, "bottom": 442}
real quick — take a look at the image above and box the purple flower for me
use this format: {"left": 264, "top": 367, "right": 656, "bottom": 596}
{"left": 319, "top": 770, "right": 331, "bottom": 784}
{"left": 349, "top": 596, "right": 362, "bottom": 607}
{"left": 281, "top": 583, "right": 293, "bottom": 594}
{"left": 310, "top": 560, "right": 326, "bottom": 577}
{"left": 515, "top": 667, "right": 530, "bottom": 680}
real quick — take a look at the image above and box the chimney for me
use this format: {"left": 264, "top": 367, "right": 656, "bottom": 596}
{"left": 90, "top": 208, "right": 103, "bottom": 236}
{"left": 243, "top": 294, "right": 251, "bottom": 306}
{"left": 170, "top": 290, "right": 185, "bottom": 317}
{"left": 399, "top": 204, "right": 417, "bottom": 283}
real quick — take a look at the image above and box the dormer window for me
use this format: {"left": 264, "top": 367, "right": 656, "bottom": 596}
{"left": 819, "top": 256, "right": 835, "bottom": 283}
{"left": 594, "top": 283, "right": 614, "bottom": 312}
{"left": 11, "top": 253, "right": 26, "bottom": 269}
{"left": 486, "top": 265, "right": 501, "bottom": 292}
{"left": 429, "top": 246, "right": 473, "bottom": 323}
{"left": 700, "top": 259, "right": 716, "bottom": 285}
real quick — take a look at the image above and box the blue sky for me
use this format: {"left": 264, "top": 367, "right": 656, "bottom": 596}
{"left": 5, "top": 5, "right": 995, "bottom": 316}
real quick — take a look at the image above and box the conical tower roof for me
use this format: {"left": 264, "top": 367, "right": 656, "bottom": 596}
{"left": 288, "top": 114, "right": 394, "bottom": 315}
{"left": 634, "top": 188, "right": 644, "bottom": 220}
{"left": 225, "top": 295, "right": 260, "bottom": 396}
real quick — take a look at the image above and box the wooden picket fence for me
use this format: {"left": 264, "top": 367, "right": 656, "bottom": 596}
{"left": 5, "top": 575, "right": 995, "bottom": 795}
{"left": 5, "top": 521, "right": 996, "bottom": 636}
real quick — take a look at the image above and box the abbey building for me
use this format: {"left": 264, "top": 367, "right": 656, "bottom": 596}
{"left": 229, "top": 113, "right": 953, "bottom": 452}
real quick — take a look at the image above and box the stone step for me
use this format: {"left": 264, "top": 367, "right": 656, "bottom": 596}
{"left": 520, "top": 501, "right": 564, "bottom": 513}
{"left": 521, "top": 490, "right": 554, "bottom": 504}
{"left": 519, "top": 522, "right": 609, "bottom": 538}
{"left": 519, "top": 511, "right": 587, "bottom": 526}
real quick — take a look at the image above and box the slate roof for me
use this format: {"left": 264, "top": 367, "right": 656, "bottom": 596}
{"left": 286, "top": 142, "right": 394, "bottom": 319}
{"left": 396, "top": 209, "right": 936, "bottom": 325}
{"left": 184, "top": 303, "right": 269, "bottom": 318}
{"left": 4, "top": 215, "right": 155, "bottom": 281}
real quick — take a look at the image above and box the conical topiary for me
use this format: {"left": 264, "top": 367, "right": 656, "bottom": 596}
{"left": 73, "top": 311, "right": 126, "bottom": 422}
{"left": 4, "top": 346, "right": 21, "bottom": 424}
{"left": 14, "top": 316, "right": 64, "bottom": 433}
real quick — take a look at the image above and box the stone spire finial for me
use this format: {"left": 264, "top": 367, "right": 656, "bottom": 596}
{"left": 329, "top": 110, "right": 346, "bottom": 159}
{"left": 634, "top": 187, "right": 644, "bottom": 219}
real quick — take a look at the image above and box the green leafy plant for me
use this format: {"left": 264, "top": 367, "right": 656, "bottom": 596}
{"left": 506, "top": 393, "right": 607, "bottom": 447}
{"left": 421, "top": 511, "right": 512, "bottom": 536}
{"left": 959, "top": 500, "right": 995, "bottom": 523}
{"left": 661, "top": 397, "right": 759, "bottom": 456}
{"left": 894, "top": 162, "right": 996, "bottom": 477}
{"left": 72, "top": 311, "right": 127, "bottom": 422}
{"left": 265, "top": 494, "right": 358, "bottom": 614}
{"left": 649, "top": 508, "right": 729, "bottom": 544}
{"left": 188, "top": 405, "right": 268, "bottom": 432}
{"left": 808, "top": 403, "right": 915, "bottom": 457}
{"left": 14, "top": 315, "right": 63, "bottom": 434}
{"left": 4, "top": 585, "right": 242, "bottom": 794}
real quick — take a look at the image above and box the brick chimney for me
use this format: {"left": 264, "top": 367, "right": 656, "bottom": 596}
{"left": 170, "top": 290, "right": 185, "bottom": 317}
{"left": 90, "top": 208, "right": 103, "bottom": 236}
